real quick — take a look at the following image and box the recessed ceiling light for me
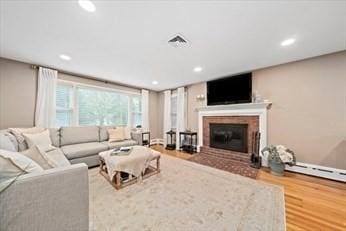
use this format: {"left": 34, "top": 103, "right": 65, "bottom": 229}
{"left": 281, "top": 38, "right": 296, "bottom": 46}
{"left": 78, "top": 0, "right": 96, "bottom": 12}
{"left": 152, "top": 81, "right": 158, "bottom": 85}
{"left": 193, "top": 66, "right": 203, "bottom": 72}
{"left": 59, "top": 54, "right": 71, "bottom": 61}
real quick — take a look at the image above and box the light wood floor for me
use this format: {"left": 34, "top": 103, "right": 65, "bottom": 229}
{"left": 151, "top": 145, "right": 346, "bottom": 231}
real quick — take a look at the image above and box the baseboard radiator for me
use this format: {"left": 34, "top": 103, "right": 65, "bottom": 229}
{"left": 150, "top": 138, "right": 164, "bottom": 145}
{"left": 285, "top": 162, "right": 346, "bottom": 182}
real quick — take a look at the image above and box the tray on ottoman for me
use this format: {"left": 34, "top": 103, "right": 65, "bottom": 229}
{"left": 99, "top": 146, "right": 160, "bottom": 190}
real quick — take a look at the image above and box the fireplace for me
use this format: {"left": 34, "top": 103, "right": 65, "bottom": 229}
{"left": 210, "top": 123, "right": 248, "bottom": 153}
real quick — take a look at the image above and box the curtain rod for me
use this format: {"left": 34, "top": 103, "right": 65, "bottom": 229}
{"left": 30, "top": 64, "right": 143, "bottom": 91}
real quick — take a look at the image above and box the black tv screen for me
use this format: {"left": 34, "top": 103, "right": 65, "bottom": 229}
{"left": 207, "top": 73, "right": 252, "bottom": 105}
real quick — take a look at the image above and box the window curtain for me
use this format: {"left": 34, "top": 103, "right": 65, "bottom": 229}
{"left": 176, "top": 87, "right": 186, "bottom": 150}
{"left": 163, "top": 90, "right": 171, "bottom": 147}
{"left": 35, "top": 67, "right": 57, "bottom": 128}
{"left": 141, "top": 89, "right": 149, "bottom": 131}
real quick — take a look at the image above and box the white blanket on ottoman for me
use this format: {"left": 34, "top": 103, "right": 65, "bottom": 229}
{"left": 99, "top": 146, "right": 157, "bottom": 180}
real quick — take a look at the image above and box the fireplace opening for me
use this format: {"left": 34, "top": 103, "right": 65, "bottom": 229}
{"left": 210, "top": 123, "right": 248, "bottom": 153}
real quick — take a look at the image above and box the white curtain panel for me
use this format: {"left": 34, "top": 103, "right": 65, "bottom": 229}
{"left": 176, "top": 87, "right": 186, "bottom": 150}
{"left": 163, "top": 90, "right": 171, "bottom": 147}
{"left": 35, "top": 67, "right": 58, "bottom": 128}
{"left": 141, "top": 89, "right": 149, "bottom": 131}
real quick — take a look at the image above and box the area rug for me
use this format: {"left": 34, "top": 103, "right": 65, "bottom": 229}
{"left": 188, "top": 153, "right": 258, "bottom": 179}
{"left": 89, "top": 154, "right": 285, "bottom": 231}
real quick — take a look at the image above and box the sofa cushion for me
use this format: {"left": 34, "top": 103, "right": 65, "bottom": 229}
{"left": 108, "top": 127, "right": 125, "bottom": 142}
{"left": 20, "top": 146, "right": 55, "bottom": 170}
{"left": 61, "top": 142, "right": 108, "bottom": 160}
{"left": 102, "top": 140, "right": 138, "bottom": 149}
{"left": 49, "top": 128, "right": 60, "bottom": 147}
{"left": 22, "top": 130, "right": 52, "bottom": 150}
{"left": 99, "top": 126, "right": 116, "bottom": 142}
{"left": 9, "top": 127, "right": 46, "bottom": 151}
{"left": 60, "top": 126, "right": 99, "bottom": 146}
{"left": 45, "top": 148, "right": 71, "bottom": 167}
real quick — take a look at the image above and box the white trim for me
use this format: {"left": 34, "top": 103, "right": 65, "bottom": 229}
{"left": 150, "top": 138, "right": 164, "bottom": 145}
{"left": 286, "top": 162, "right": 346, "bottom": 182}
{"left": 57, "top": 79, "right": 141, "bottom": 96}
{"left": 197, "top": 103, "right": 271, "bottom": 166}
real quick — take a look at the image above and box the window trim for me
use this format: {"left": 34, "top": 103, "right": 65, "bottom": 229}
{"left": 56, "top": 79, "right": 142, "bottom": 127}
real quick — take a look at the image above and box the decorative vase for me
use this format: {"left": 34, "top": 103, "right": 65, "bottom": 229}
{"left": 268, "top": 160, "right": 285, "bottom": 176}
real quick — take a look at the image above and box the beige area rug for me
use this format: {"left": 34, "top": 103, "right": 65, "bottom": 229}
{"left": 89, "top": 154, "right": 285, "bottom": 231}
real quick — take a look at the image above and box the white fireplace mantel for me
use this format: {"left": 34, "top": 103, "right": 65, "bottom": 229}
{"left": 196, "top": 102, "right": 272, "bottom": 112}
{"left": 197, "top": 102, "right": 272, "bottom": 166}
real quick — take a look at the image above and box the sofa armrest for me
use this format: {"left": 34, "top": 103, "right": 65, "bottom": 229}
{"left": 131, "top": 131, "right": 142, "bottom": 145}
{"left": 0, "top": 164, "right": 89, "bottom": 231}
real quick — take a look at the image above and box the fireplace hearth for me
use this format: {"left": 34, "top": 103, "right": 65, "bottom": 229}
{"left": 210, "top": 123, "right": 248, "bottom": 153}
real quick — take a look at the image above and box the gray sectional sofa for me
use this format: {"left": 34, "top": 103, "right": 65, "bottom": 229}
{"left": 57, "top": 126, "right": 141, "bottom": 167}
{"left": 2, "top": 125, "right": 142, "bottom": 167}
{"left": 0, "top": 125, "right": 142, "bottom": 231}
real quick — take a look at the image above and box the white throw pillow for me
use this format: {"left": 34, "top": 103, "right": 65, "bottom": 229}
{"left": 21, "top": 146, "right": 57, "bottom": 170}
{"left": 0, "top": 149, "right": 43, "bottom": 192}
{"left": 45, "top": 148, "right": 71, "bottom": 167}
{"left": 108, "top": 128, "right": 125, "bottom": 142}
{"left": 124, "top": 127, "right": 132, "bottom": 140}
{"left": 0, "top": 149, "right": 43, "bottom": 174}
{"left": 22, "top": 130, "right": 54, "bottom": 151}
{"left": 9, "top": 127, "right": 46, "bottom": 151}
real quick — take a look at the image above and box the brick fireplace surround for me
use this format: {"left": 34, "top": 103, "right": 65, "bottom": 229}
{"left": 188, "top": 103, "right": 271, "bottom": 179}
{"left": 201, "top": 116, "right": 259, "bottom": 163}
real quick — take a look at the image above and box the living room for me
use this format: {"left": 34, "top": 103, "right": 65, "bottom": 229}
{"left": 0, "top": 1, "right": 345, "bottom": 231}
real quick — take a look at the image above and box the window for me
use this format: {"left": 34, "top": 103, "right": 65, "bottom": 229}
{"left": 56, "top": 84, "right": 73, "bottom": 127}
{"left": 170, "top": 93, "right": 187, "bottom": 130}
{"left": 78, "top": 87, "right": 128, "bottom": 126}
{"left": 171, "top": 95, "right": 177, "bottom": 129}
{"left": 55, "top": 81, "right": 141, "bottom": 128}
{"left": 130, "top": 96, "right": 142, "bottom": 128}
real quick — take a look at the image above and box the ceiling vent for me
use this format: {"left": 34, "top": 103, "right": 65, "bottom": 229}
{"left": 168, "top": 34, "right": 188, "bottom": 48}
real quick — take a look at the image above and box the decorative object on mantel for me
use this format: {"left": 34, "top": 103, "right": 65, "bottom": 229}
{"left": 196, "top": 94, "right": 205, "bottom": 106}
{"left": 252, "top": 90, "right": 262, "bottom": 103}
{"left": 261, "top": 145, "right": 296, "bottom": 176}
{"left": 196, "top": 94, "right": 205, "bottom": 101}
{"left": 250, "top": 131, "right": 261, "bottom": 169}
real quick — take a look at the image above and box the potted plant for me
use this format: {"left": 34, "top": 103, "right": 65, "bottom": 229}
{"left": 261, "top": 145, "right": 296, "bottom": 176}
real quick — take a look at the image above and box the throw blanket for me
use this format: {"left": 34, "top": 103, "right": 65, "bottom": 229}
{"left": 100, "top": 146, "right": 154, "bottom": 181}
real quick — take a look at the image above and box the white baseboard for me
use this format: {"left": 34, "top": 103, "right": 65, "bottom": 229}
{"left": 150, "top": 138, "right": 164, "bottom": 145}
{"left": 285, "top": 162, "right": 346, "bottom": 182}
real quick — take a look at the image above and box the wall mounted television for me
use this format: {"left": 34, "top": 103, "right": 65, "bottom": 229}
{"left": 207, "top": 73, "right": 252, "bottom": 105}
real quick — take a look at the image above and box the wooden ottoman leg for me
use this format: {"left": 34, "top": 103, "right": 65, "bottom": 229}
{"left": 115, "top": 171, "right": 121, "bottom": 190}
{"left": 157, "top": 156, "right": 161, "bottom": 172}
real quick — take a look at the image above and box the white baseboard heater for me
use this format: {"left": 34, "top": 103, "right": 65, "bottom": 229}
{"left": 150, "top": 138, "right": 164, "bottom": 145}
{"left": 285, "top": 162, "right": 346, "bottom": 182}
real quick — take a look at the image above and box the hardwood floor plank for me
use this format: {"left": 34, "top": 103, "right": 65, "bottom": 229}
{"left": 150, "top": 145, "right": 346, "bottom": 231}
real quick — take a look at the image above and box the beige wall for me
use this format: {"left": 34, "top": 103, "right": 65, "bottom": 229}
{"left": 253, "top": 51, "right": 346, "bottom": 169}
{"left": 0, "top": 58, "right": 37, "bottom": 129}
{"left": 184, "top": 51, "right": 346, "bottom": 169}
{"left": 0, "top": 58, "right": 160, "bottom": 135}
{"left": 186, "top": 82, "right": 206, "bottom": 132}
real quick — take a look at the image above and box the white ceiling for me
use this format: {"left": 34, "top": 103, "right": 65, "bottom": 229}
{"left": 1, "top": 1, "right": 345, "bottom": 91}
